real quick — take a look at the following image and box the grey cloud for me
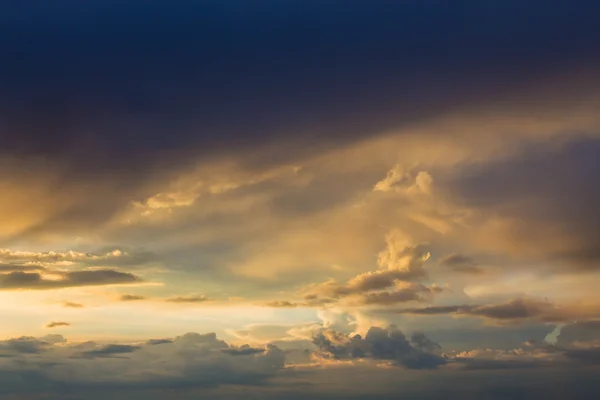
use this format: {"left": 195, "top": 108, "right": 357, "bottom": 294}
{"left": 221, "top": 345, "right": 266, "bottom": 356}
{"left": 339, "top": 269, "right": 427, "bottom": 296}
{"left": 79, "top": 344, "right": 141, "bottom": 359}
{"left": 563, "top": 347, "right": 600, "bottom": 365}
{"left": 3, "top": 337, "right": 51, "bottom": 354}
{"left": 46, "top": 322, "right": 70, "bottom": 329}
{"left": 359, "top": 284, "right": 441, "bottom": 305}
{"left": 40, "top": 335, "right": 67, "bottom": 345}
{"left": 312, "top": 325, "right": 446, "bottom": 369}
{"left": 166, "top": 295, "right": 209, "bottom": 303}
{"left": 387, "top": 298, "right": 574, "bottom": 323}
{"left": 410, "top": 332, "right": 442, "bottom": 353}
{"left": 454, "top": 357, "right": 542, "bottom": 370}
{"left": 146, "top": 339, "right": 173, "bottom": 346}
{"left": 119, "top": 294, "right": 147, "bottom": 301}
{"left": 0, "top": 264, "right": 45, "bottom": 272}
{"left": 467, "top": 299, "right": 556, "bottom": 321}
{"left": 395, "top": 305, "right": 464, "bottom": 315}
{"left": 555, "top": 321, "right": 600, "bottom": 347}
{"left": 439, "top": 254, "right": 483, "bottom": 274}
{"left": 445, "top": 139, "right": 600, "bottom": 270}
{"left": 62, "top": 301, "right": 84, "bottom": 308}
{"left": 0, "top": 269, "right": 142, "bottom": 290}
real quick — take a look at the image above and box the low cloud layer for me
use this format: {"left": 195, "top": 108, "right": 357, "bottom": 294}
{"left": 0, "top": 269, "right": 141, "bottom": 290}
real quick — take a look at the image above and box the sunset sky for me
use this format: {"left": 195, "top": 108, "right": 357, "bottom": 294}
{"left": 1, "top": 1, "right": 600, "bottom": 399}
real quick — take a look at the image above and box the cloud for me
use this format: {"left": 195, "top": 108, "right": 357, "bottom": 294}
{"left": 439, "top": 254, "right": 483, "bottom": 274}
{"left": 1, "top": 337, "right": 52, "bottom": 354}
{"left": 301, "top": 234, "right": 437, "bottom": 306}
{"left": 146, "top": 339, "right": 173, "bottom": 346}
{"left": 386, "top": 298, "right": 600, "bottom": 324}
{"left": 0, "top": 248, "right": 157, "bottom": 268}
{"left": 46, "top": 322, "right": 70, "bottom": 329}
{"left": 312, "top": 325, "right": 446, "bottom": 369}
{"left": 263, "top": 301, "right": 299, "bottom": 308}
{"left": 358, "top": 283, "right": 444, "bottom": 306}
{"left": 221, "top": 345, "right": 266, "bottom": 356}
{"left": 165, "top": 295, "right": 210, "bottom": 303}
{"left": 0, "top": 330, "right": 286, "bottom": 395}
{"left": 410, "top": 332, "right": 442, "bottom": 353}
{"left": 0, "top": 269, "right": 142, "bottom": 290}
{"left": 79, "top": 344, "right": 141, "bottom": 359}
{"left": 62, "top": 301, "right": 84, "bottom": 308}
{"left": 0, "top": 264, "right": 45, "bottom": 272}
{"left": 563, "top": 347, "right": 600, "bottom": 365}
{"left": 443, "top": 139, "right": 600, "bottom": 271}
{"left": 119, "top": 294, "right": 147, "bottom": 301}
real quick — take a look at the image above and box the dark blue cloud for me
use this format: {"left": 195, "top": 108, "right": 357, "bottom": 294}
{"left": 1, "top": 1, "right": 599, "bottom": 175}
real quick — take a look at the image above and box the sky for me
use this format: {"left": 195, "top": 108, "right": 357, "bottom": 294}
{"left": 1, "top": 1, "right": 600, "bottom": 399}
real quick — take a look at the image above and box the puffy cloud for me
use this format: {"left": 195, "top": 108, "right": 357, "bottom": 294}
{"left": 410, "top": 332, "right": 442, "bottom": 353}
{"left": 0, "top": 331, "right": 286, "bottom": 396}
{"left": 312, "top": 325, "right": 446, "bottom": 369}
{"left": 301, "top": 233, "right": 439, "bottom": 307}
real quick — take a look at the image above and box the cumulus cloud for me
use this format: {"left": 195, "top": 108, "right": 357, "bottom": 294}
{"left": 312, "top": 325, "right": 446, "bottom": 369}
{"left": 0, "top": 331, "right": 286, "bottom": 396}
{"left": 0, "top": 269, "right": 142, "bottom": 290}
{"left": 299, "top": 233, "right": 440, "bottom": 307}
{"left": 410, "top": 332, "right": 442, "bottom": 353}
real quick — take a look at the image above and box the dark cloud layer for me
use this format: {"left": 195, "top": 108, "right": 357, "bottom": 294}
{"left": 0, "top": 269, "right": 141, "bottom": 290}
{"left": 1, "top": 1, "right": 599, "bottom": 177}
{"left": 383, "top": 298, "right": 588, "bottom": 323}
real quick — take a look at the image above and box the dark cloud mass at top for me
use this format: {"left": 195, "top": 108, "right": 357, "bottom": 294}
{"left": 1, "top": 0, "right": 600, "bottom": 177}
